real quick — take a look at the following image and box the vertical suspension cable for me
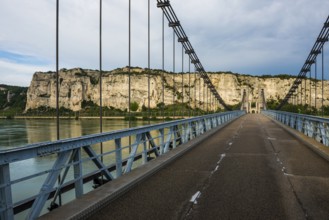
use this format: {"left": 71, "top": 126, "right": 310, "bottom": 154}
{"left": 55, "top": 0, "right": 62, "bottom": 207}
{"left": 56, "top": 1, "right": 59, "bottom": 141}
{"left": 300, "top": 85, "right": 302, "bottom": 105}
{"left": 212, "top": 93, "right": 214, "bottom": 112}
{"left": 147, "top": 0, "right": 151, "bottom": 124}
{"left": 206, "top": 85, "right": 209, "bottom": 114}
{"left": 315, "top": 58, "right": 317, "bottom": 111}
{"left": 128, "top": 0, "right": 131, "bottom": 150}
{"left": 321, "top": 45, "right": 324, "bottom": 117}
{"left": 296, "top": 85, "right": 298, "bottom": 106}
{"left": 310, "top": 69, "right": 312, "bottom": 109}
{"left": 202, "top": 80, "right": 205, "bottom": 114}
{"left": 173, "top": 30, "right": 175, "bottom": 118}
{"left": 162, "top": 12, "right": 165, "bottom": 121}
{"left": 298, "top": 90, "right": 299, "bottom": 105}
{"left": 188, "top": 57, "right": 191, "bottom": 118}
{"left": 209, "top": 91, "right": 211, "bottom": 112}
{"left": 194, "top": 70, "right": 196, "bottom": 116}
{"left": 204, "top": 81, "right": 206, "bottom": 113}
{"left": 147, "top": 0, "right": 150, "bottom": 123}
{"left": 300, "top": 83, "right": 302, "bottom": 105}
{"left": 99, "top": 0, "right": 104, "bottom": 184}
{"left": 198, "top": 74, "right": 201, "bottom": 115}
{"left": 304, "top": 75, "right": 307, "bottom": 106}
{"left": 181, "top": 44, "right": 184, "bottom": 115}
{"left": 128, "top": 0, "right": 131, "bottom": 114}
{"left": 99, "top": 0, "right": 103, "bottom": 165}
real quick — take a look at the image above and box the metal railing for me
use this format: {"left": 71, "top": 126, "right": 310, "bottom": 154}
{"left": 263, "top": 110, "right": 329, "bottom": 147}
{"left": 0, "top": 111, "right": 244, "bottom": 220}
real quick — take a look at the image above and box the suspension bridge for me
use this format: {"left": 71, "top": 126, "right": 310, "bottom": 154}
{"left": 1, "top": 1, "right": 329, "bottom": 219}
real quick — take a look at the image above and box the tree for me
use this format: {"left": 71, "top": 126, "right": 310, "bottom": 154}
{"left": 130, "top": 102, "right": 139, "bottom": 112}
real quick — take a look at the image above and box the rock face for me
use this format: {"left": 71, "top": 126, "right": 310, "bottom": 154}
{"left": 25, "top": 67, "right": 329, "bottom": 112}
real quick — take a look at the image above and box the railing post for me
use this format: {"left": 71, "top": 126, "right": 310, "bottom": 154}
{"left": 314, "top": 121, "right": 322, "bottom": 143}
{"left": 142, "top": 133, "right": 148, "bottom": 164}
{"left": 173, "top": 126, "right": 177, "bottom": 149}
{"left": 159, "top": 129, "right": 165, "bottom": 155}
{"left": 319, "top": 122, "right": 328, "bottom": 146}
{"left": 0, "top": 164, "right": 13, "bottom": 220}
{"left": 115, "top": 138, "right": 123, "bottom": 177}
{"left": 73, "top": 149, "right": 83, "bottom": 198}
{"left": 188, "top": 122, "right": 193, "bottom": 140}
{"left": 323, "top": 123, "right": 329, "bottom": 147}
{"left": 195, "top": 120, "right": 200, "bottom": 136}
{"left": 181, "top": 124, "right": 187, "bottom": 143}
{"left": 296, "top": 116, "right": 302, "bottom": 132}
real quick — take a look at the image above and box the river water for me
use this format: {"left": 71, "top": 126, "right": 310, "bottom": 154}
{"left": 0, "top": 118, "right": 152, "bottom": 218}
{"left": 0, "top": 118, "right": 150, "bottom": 150}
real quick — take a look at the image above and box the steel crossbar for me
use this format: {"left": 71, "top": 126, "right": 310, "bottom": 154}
{"left": 0, "top": 111, "right": 244, "bottom": 219}
{"left": 263, "top": 110, "right": 329, "bottom": 147}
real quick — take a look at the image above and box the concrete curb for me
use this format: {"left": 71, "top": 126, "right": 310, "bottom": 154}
{"left": 38, "top": 115, "right": 244, "bottom": 220}
{"left": 265, "top": 115, "right": 329, "bottom": 163}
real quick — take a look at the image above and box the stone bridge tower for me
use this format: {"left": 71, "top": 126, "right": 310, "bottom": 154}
{"left": 241, "top": 88, "right": 267, "bottom": 113}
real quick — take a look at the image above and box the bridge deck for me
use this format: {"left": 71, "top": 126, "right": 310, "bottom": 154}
{"left": 42, "top": 114, "right": 329, "bottom": 219}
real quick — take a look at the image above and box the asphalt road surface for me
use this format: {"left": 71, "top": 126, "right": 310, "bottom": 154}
{"left": 87, "top": 114, "right": 329, "bottom": 220}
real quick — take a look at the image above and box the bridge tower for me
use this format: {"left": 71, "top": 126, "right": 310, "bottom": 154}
{"left": 241, "top": 87, "right": 267, "bottom": 113}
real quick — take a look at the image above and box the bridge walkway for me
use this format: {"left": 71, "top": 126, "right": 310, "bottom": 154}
{"left": 42, "top": 114, "right": 329, "bottom": 219}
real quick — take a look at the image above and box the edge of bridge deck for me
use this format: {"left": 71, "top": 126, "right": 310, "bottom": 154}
{"left": 265, "top": 114, "right": 329, "bottom": 162}
{"left": 38, "top": 115, "right": 243, "bottom": 220}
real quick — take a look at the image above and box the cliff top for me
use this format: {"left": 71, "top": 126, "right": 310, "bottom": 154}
{"left": 33, "top": 67, "right": 298, "bottom": 81}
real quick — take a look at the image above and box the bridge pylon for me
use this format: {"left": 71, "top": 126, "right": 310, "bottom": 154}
{"left": 241, "top": 88, "right": 266, "bottom": 113}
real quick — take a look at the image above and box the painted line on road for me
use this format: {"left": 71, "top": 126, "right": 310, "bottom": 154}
{"left": 217, "top": 153, "right": 226, "bottom": 165}
{"left": 190, "top": 191, "right": 201, "bottom": 205}
{"left": 212, "top": 154, "right": 226, "bottom": 174}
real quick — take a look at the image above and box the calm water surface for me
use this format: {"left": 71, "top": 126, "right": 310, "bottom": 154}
{"left": 0, "top": 118, "right": 153, "bottom": 219}
{"left": 0, "top": 118, "right": 149, "bottom": 149}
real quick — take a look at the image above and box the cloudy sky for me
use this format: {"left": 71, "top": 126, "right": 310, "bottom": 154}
{"left": 1, "top": 0, "right": 328, "bottom": 86}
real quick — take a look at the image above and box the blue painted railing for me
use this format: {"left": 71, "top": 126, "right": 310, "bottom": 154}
{"left": 263, "top": 110, "right": 329, "bottom": 147}
{"left": 0, "top": 111, "right": 244, "bottom": 220}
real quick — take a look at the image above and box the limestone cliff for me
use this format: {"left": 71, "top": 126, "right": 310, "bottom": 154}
{"left": 25, "top": 67, "right": 329, "bottom": 112}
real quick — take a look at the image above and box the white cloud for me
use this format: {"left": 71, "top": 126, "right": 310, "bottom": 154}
{"left": 0, "top": 0, "right": 329, "bottom": 86}
{"left": 0, "top": 60, "right": 52, "bottom": 87}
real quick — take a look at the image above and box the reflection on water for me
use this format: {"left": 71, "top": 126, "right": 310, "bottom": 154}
{"left": 0, "top": 119, "right": 148, "bottom": 149}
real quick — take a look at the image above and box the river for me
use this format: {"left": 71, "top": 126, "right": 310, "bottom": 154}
{"left": 0, "top": 118, "right": 151, "bottom": 150}
{"left": 0, "top": 118, "right": 153, "bottom": 219}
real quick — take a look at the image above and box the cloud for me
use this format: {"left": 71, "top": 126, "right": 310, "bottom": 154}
{"left": 0, "top": 0, "right": 329, "bottom": 86}
{"left": 0, "top": 60, "right": 52, "bottom": 87}
{"left": 0, "top": 50, "right": 48, "bottom": 65}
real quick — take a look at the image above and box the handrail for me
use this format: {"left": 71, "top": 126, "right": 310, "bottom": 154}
{"left": 0, "top": 111, "right": 244, "bottom": 219}
{"left": 263, "top": 110, "right": 329, "bottom": 147}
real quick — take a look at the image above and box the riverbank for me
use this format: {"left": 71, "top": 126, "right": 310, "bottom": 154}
{"left": 0, "top": 116, "right": 190, "bottom": 120}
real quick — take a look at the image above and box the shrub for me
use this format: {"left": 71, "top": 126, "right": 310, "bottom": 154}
{"left": 130, "top": 102, "right": 139, "bottom": 112}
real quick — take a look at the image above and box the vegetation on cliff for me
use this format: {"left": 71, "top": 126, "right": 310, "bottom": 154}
{"left": 0, "top": 84, "right": 27, "bottom": 117}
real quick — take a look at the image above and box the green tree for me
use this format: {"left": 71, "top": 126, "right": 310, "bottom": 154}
{"left": 130, "top": 102, "right": 139, "bottom": 112}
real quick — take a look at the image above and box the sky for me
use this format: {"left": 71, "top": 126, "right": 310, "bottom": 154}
{"left": 0, "top": 0, "right": 329, "bottom": 87}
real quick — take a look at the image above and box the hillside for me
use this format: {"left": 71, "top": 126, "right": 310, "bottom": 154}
{"left": 2, "top": 67, "right": 328, "bottom": 116}
{"left": 0, "top": 84, "right": 28, "bottom": 116}
{"left": 24, "top": 67, "right": 316, "bottom": 112}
